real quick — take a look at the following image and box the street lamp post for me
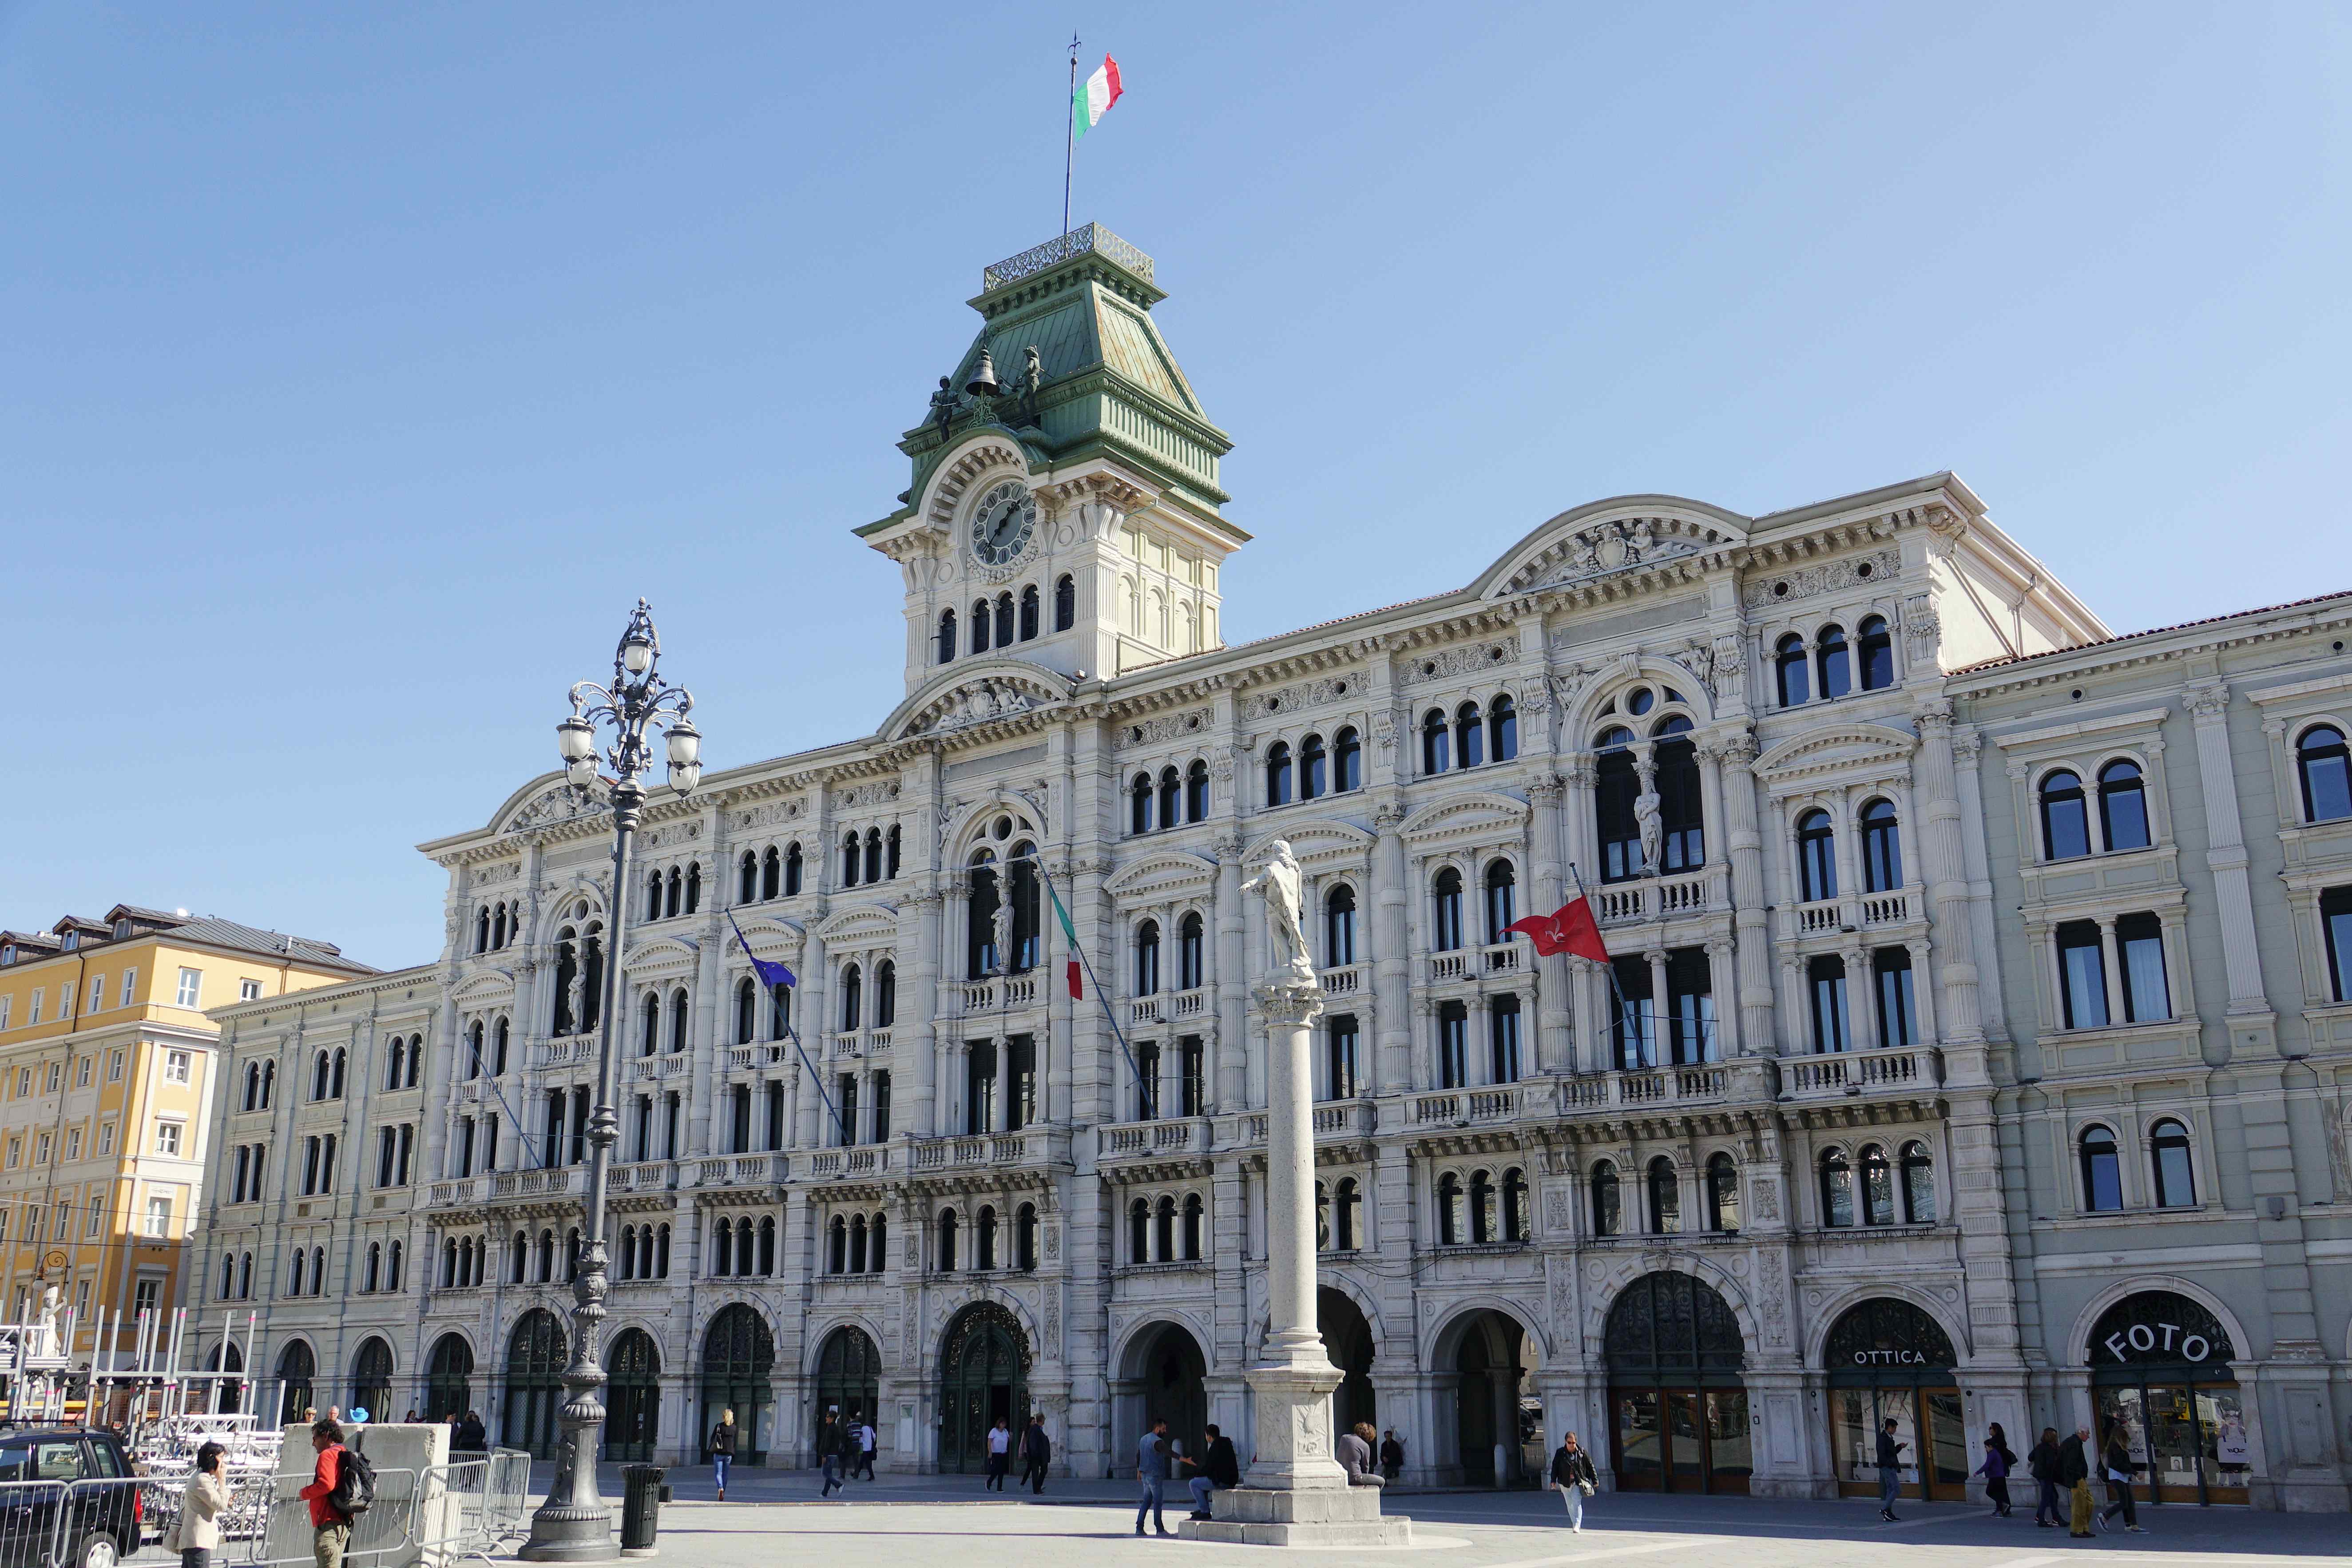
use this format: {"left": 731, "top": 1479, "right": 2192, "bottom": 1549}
{"left": 521, "top": 599, "right": 700, "bottom": 1563}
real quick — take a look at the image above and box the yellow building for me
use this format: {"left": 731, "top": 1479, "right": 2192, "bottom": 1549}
{"left": 0, "top": 904, "right": 372, "bottom": 1353}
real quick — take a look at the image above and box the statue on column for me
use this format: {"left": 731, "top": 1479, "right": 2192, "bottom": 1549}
{"left": 992, "top": 883, "right": 1016, "bottom": 975}
{"left": 563, "top": 952, "right": 587, "bottom": 1036}
{"left": 1631, "top": 743, "right": 1662, "bottom": 874}
{"left": 1241, "top": 840, "right": 1317, "bottom": 990}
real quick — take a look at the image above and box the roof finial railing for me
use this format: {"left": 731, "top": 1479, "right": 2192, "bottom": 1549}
{"left": 982, "top": 224, "right": 1154, "bottom": 292}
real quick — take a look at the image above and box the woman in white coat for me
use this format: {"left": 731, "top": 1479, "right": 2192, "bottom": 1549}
{"left": 169, "top": 1442, "right": 231, "bottom": 1568}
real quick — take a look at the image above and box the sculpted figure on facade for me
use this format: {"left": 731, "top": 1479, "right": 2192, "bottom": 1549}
{"left": 1240, "top": 838, "right": 1316, "bottom": 989}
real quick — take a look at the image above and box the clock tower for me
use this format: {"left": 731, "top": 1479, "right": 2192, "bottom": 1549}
{"left": 857, "top": 226, "right": 1242, "bottom": 695}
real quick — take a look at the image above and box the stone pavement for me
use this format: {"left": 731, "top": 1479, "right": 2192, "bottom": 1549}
{"left": 521, "top": 1465, "right": 2352, "bottom": 1564}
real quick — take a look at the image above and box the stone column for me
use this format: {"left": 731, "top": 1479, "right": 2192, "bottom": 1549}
{"left": 1708, "top": 731, "right": 1776, "bottom": 1055}
{"left": 1526, "top": 774, "right": 1572, "bottom": 1073}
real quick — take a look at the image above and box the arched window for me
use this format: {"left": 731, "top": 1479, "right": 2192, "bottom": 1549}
{"left": 1820, "top": 1148, "right": 1855, "bottom": 1227}
{"left": 1900, "top": 1140, "right": 1935, "bottom": 1222}
{"left": 1324, "top": 885, "right": 1356, "bottom": 966}
{"left": 2300, "top": 726, "right": 2352, "bottom": 822}
{"left": 841, "top": 831, "right": 861, "bottom": 887}
{"left": 1158, "top": 766, "right": 1181, "bottom": 827}
{"left": 2079, "top": 1125, "right": 2123, "bottom": 1211}
{"left": 1178, "top": 913, "right": 1204, "bottom": 990}
{"left": 1500, "top": 1168, "right": 1527, "bottom": 1242}
{"left": 1134, "top": 921, "right": 1160, "bottom": 995}
{"left": 1860, "top": 1143, "right": 1895, "bottom": 1226}
{"left": 1128, "top": 1199, "right": 1149, "bottom": 1263}
{"left": 639, "top": 992, "right": 660, "bottom": 1056}
{"left": 971, "top": 599, "right": 990, "bottom": 655}
{"left": 1148, "top": 1197, "right": 1172, "bottom": 1263}
{"left": 669, "top": 988, "right": 690, "bottom": 1053}
{"left": 869, "top": 1213, "right": 887, "bottom": 1272}
{"left": 644, "top": 870, "right": 663, "bottom": 921}
{"left": 1775, "top": 633, "right": 1810, "bottom": 707}
{"left": 1706, "top": 1153, "right": 1740, "bottom": 1233}
{"left": 1053, "top": 574, "right": 1075, "bottom": 632}
{"left": 509, "top": 1233, "right": 528, "bottom": 1284}
{"left": 464, "top": 1023, "right": 483, "bottom": 1081}
{"left": 1469, "top": 1169, "right": 1496, "bottom": 1243}
{"left": 761, "top": 846, "right": 780, "bottom": 900}
{"left": 1265, "top": 741, "right": 1293, "bottom": 806}
{"left": 1797, "top": 809, "right": 1837, "bottom": 901}
{"left": 887, "top": 824, "right": 901, "bottom": 878}
{"left": 864, "top": 829, "right": 883, "bottom": 885}
{"left": 975, "top": 1207, "right": 999, "bottom": 1270}
{"left": 1652, "top": 718, "right": 1704, "bottom": 873}
{"left": 685, "top": 863, "right": 701, "bottom": 913}
{"left": 1186, "top": 759, "right": 1210, "bottom": 822}
{"left": 727, "top": 977, "right": 753, "bottom": 1045}
{"left": 1130, "top": 772, "right": 1154, "bottom": 835}
{"left": 1860, "top": 799, "right": 1902, "bottom": 892}
{"left": 1432, "top": 868, "right": 1464, "bottom": 952}
{"left": 785, "top": 842, "right": 803, "bottom": 895}
{"left": 1646, "top": 1157, "right": 1680, "bottom": 1234}
{"left": 715, "top": 1219, "right": 735, "bottom": 1277}
{"left": 1455, "top": 701, "right": 1485, "bottom": 769}
{"left": 1421, "top": 709, "right": 1449, "bottom": 775}
{"left": 475, "top": 908, "right": 490, "bottom": 953}
{"left": 1483, "top": 860, "right": 1517, "bottom": 943}
{"left": 1334, "top": 1179, "right": 1360, "bottom": 1250}
{"left": 1591, "top": 1162, "right": 1621, "bottom": 1237}
{"left": 845, "top": 1215, "right": 863, "bottom": 1276}
{"left": 991, "top": 592, "right": 1012, "bottom": 647}
{"left": 874, "top": 961, "right": 896, "bottom": 1028}
{"left": 1857, "top": 615, "right": 1893, "bottom": 690}
{"left": 1596, "top": 727, "right": 1640, "bottom": 881}
{"left": 737, "top": 851, "right": 757, "bottom": 905}
{"left": 312, "top": 1049, "right": 329, "bottom": 1101}
{"left": 2041, "top": 769, "right": 2090, "bottom": 860}
{"left": 617, "top": 1227, "right": 635, "bottom": 1282}
{"left": 2098, "top": 761, "right": 2151, "bottom": 851}
{"left": 2150, "top": 1119, "right": 2196, "bottom": 1208}
{"left": 485, "top": 1024, "right": 501, "bottom": 1080}
{"left": 839, "top": 964, "right": 861, "bottom": 1032}
{"left": 666, "top": 866, "right": 683, "bottom": 919}
{"left": 1016, "top": 1203, "right": 1039, "bottom": 1270}
{"left": 1019, "top": 584, "right": 1039, "bottom": 641}
{"left": 1816, "top": 624, "right": 1851, "bottom": 700}
{"left": 937, "top": 608, "right": 957, "bottom": 663}
{"left": 1333, "top": 726, "right": 1361, "bottom": 792}
{"left": 1436, "top": 1172, "right": 1463, "bottom": 1245}
{"left": 1488, "top": 694, "right": 1517, "bottom": 762}
{"left": 1300, "top": 734, "right": 1327, "bottom": 800}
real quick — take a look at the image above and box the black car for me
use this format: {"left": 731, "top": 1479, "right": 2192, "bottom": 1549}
{"left": 0, "top": 1428, "right": 140, "bottom": 1568}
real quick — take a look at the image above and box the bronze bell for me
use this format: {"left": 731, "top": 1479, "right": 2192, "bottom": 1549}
{"left": 965, "top": 347, "right": 1001, "bottom": 398}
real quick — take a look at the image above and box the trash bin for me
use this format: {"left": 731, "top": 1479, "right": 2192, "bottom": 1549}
{"left": 620, "top": 1465, "right": 666, "bottom": 1552}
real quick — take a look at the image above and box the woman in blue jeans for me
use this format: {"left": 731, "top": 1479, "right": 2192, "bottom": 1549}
{"left": 709, "top": 1409, "right": 738, "bottom": 1500}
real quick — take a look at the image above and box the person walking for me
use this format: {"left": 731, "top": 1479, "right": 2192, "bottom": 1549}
{"left": 169, "top": 1441, "right": 230, "bottom": 1568}
{"left": 709, "top": 1408, "right": 738, "bottom": 1501}
{"left": 854, "top": 1411, "right": 877, "bottom": 1481}
{"left": 296, "top": 1417, "right": 352, "bottom": 1568}
{"left": 2027, "top": 1427, "right": 2063, "bottom": 1527}
{"left": 1337, "top": 1423, "right": 1384, "bottom": 1489}
{"left": 1183, "top": 1423, "right": 1238, "bottom": 1521}
{"left": 1134, "top": 1417, "right": 1174, "bottom": 1537}
{"left": 2097, "top": 1422, "right": 2144, "bottom": 1533}
{"left": 2057, "top": 1425, "right": 2094, "bottom": 1538}
{"left": 1548, "top": 1432, "right": 1598, "bottom": 1535}
{"left": 1977, "top": 1422, "right": 2017, "bottom": 1517}
{"left": 818, "top": 1410, "right": 846, "bottom": 1498}
{"left": 458, "top": 1411, "right": 487, "bottom": 1453}
{"left": 1874, "top": 1417, "right": 1907, "bottom": 1522}
{"left": 1020, "top": 1413, "right": 1052, "bottom": 1495}
{"left": 984, "top": 1417, "right": 1013, "bottom": 1491}
{"left": 1379, "top": 1430, "right": 1404, "bottom": 1483}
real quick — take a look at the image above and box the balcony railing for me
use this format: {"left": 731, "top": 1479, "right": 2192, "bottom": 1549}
{"left": 1595, "top": 872, "right": 1710, "bottom": 926}
{"left": 490, "top": 1168, "right": 583, "bottom": 1201}
{"left": 908, "top": 1132, "right": 1034, "bottom": 1170}
{"left": 961, "top": 975, "right": 1042, "bottom": 1014}
{"left": 1481, "top": 942, "right": 1522, "bottom": 974}
{"left": 1559, "top": 1066, "right": 1730, "bottom": 1111}
{"left": 1320, "top": 965, "right": 1364, "bottom": 996}
{"left": 607, "top": 1161, "right": 673, "bottom": 1194}
{"left": 1781, "top": 1043, "right": 1936, "bottom": 1101}
{"left": 1130, "top": 996, "right": 1163, "bottom": 1026}
{"left": 627, "top": 1053, "right": 690, "bottom": 1083}
{"left": 1096, "top": 1117, "right": 1207, "bottom": 1162}
{"left": 694, "top": 1155, "right": 785, "bottom": 1187}
{"left": 1172, "top": 988, "right": 1209, "bottom": 1020}
{"left": 1311, "top": 1100, "right": 1376, "bottom": 1140}
{"left": 427, "top": 1179, "right": 478, "bottom": 1208}
{"left": 535, "top": 1035, "right": 594, "bottom": 1068}
{"left": 1795, "top": 899, "right": 1844, "bottom": 935}
{"left": 1861, "top": 892, "right": 1912, "bottom": 926}
{"left": 1409, "top": 1086, "right": 1519, "bottom": 1126}
{"left": 1428, "top": 952, "right": 1468, "bottom": 984}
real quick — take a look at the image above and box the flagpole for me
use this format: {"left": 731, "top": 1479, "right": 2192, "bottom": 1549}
{"left": 1568, "top": 861, "right": 1638, "bottom": 1068}
{"left": 727, "top": 909, "right": 843, "bottom": 1143}
{"left": 1061, "top": 32, "right": 1079, "bottom": 238}
{"left": 1032, "top": 856, "right": 1153, "bottom": 1110}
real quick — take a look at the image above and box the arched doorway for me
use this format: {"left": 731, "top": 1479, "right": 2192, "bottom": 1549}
{"left": 1318, "top": 1288, "right": 1376, "bottom": 1436}
{"left": 606, "top": 1330, "right": 661, "bottom": 1462}
{"left": 1446, "top": 1309, "right": 1538, "bottom": 1487}
{"left": 2087, "top": 1290, "right": 2247, "bottom": 1505}
{"left": 1604, "top": 1270, "right": 1749, "bottom": 1494}
{"left": 813, "top": 1326, "right": 882, "bottom": 1464}
{"left": 425, "top": 1334, "right": 473, "bottom": 1422}
{"left": 1120, "top": 1323, "right": 1207, "bottom": 1472}
{"left": 206, "top": 1342, "right": 244, "bottom": 1414}
{"left": 503, "top": 1310, "right": 568, "bottom": 1459}
{"left": 277, "top": 1341, "right": 316, "bottom": 1426}
{"left": 938, "top": 1302, "right": 1030, "bottom": 1474}
{"left": 349, "top": 1337, "right": 394, "bottom": 1421}
{"left": 699, "top": 1305, "right": 774, "bottom": 1463}
{"left": 1824, "top": 1297, "right": 1965, "bottom": 1502}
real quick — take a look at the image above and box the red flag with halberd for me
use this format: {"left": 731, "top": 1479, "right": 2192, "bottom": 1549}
{"left": 1505, "top": 893, "right": 1609, "bottom": 964}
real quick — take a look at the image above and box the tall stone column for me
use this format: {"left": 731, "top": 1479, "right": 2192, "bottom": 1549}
{"left": 1707, "top": 730, "right": 1776, "bottom": 1055}
{"left": 1526, "top": 774, "right": 1571, "bottom": 1073}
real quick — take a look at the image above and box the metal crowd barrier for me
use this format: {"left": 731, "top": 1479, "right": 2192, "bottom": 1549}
{"left": 414, "top": 1451, "right": 531, "bottom": 1568}
{"left": 243, "top": 1467, "right": 418, "bottom": 1568}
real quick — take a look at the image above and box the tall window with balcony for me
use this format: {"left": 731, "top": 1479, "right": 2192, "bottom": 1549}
{"left": 965, "top": 1042, "right": 996, "bottom": 1135}
{"left": 1654, "top": 718, "right": 1704, "bottom": 873}
{"left": 1007, "top": 846, "right": 1040, "bottom": 969}
{"left": 1299, "top": 734, "right": 1327, "bottom": 799}
{"left": 840, "top": 965, "right": 862, "bottom": 1032}
{"left": 2118, "top": 913, "right": 2170, "bottom": 1020}
{"left": 2322, "top": 886, "right": 2352, "bottom": 1001}
{"left": 1815, "top": 624, "right": 1852, "bottom": 700}
{"left": 1861, "top": 800, "right": 1901, "bottom": 892}
{"left": 1488, "top": 995, "right": 1522, "bottom": 1083}
{"left": 1797, "top": 809, "right": 1837, "bottom": 902}
{"left": 2299, "top": 725, "right": 2351, "bottom": 822}
{"left": 1611, "top": 956, "right": 1655, "bottom": 1069}
{"left": 1873, "top": 949, "right": 1917, "bottom": 1048}
{"left": 1177, "top": 1036, "right": 1202, "bottom": 1116}
{"left": 2099, "top": 761, "right": 2152, "bottom": 850}
{"left": 1666, "top": 948, "right": 1715, "bottom": 1063}
{"left": 1437, "top": 1001, "right": 1468, "bottom": 1089}
{"left": 735, "top": 979, "right": 758, "bottom": 1046}
{"left": 874, "top": 961, "right": 896, "bottom": 1028}
{"left": 1178, "top": 913, "right": 1204, "bottom": 991}
{"left": 1857, "top": 615, "right": 1894, "bottom": 690}
{"left": 1809, "top": 956, "right": 1850, "bottom": 1052}
{"left": 1421, "top": 709, "right": 1449, "bottom": 775}
{"left": 1325, "top": 885, "right": 1356, "bottom": 969}
{"left": 1007, "top": 1035, "right": 1036, "bottom": 1129}
{"left": 967, "top": 852, "right": 1000, "bottom": 978}
{"left": 1597, "top": 728, "right": 1641, "bottom": 881}
{"left": 1186, "top": 759, "right": 1210, "bottom": 820}
{"left": 1157, "top": 767, "right": 1180, "bottom": 827}
{"left": 1432, "top": 869, "right": 1464, "bottom": 952}
{"left": 1483, "top": 861, "right": 1517, "bottom": 943}
{"left": 1134, "top": 921, "right": 1160, "bottom": 997}
{"left": 2040, "top": 770, "right": 2092, "bottom": 860}
{"left": 2056, "top": 921, "right": 2108, "bottom": 1028}
{"left": 1325, "top": 1014, "right": 1359, "bottom": 1099}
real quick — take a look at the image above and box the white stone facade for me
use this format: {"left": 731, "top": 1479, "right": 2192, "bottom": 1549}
{"left": 194, "top": 236, "right": 2352, "bottom": 1510}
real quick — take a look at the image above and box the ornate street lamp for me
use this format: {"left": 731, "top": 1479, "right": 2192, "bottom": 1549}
{"left": 522, "top": 599, "right": 699, "bottom": 1561}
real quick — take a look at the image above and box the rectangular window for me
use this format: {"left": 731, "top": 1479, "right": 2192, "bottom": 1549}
{"left": 74, "top": 1280, "right": 90, "bottom": 1319}
{"left": 732, "top": 1085, "right": 753, "bottom": 1154}
{"left": 478, "top": 1116, "right": 493, "bottom": 1174}
{"left": 28, "top": 989, "right": 42, "bottom": 1025}
{"left": 2118, "top": 913, "right": 2170, "bottom": 1022}
{"left": 302, "top": 1136, "right": 321, "bottom": 1195}
{"left": 871, "top": 1070, "right": 892, "bottom": 1142}
{"left": 663, "top": 1092, "right": 680, "bottom": 1159}
{"left": 1610, "top": 956, "right": 1656, "bottom": 1068}
{"left": 14, "top": 1068, "right": 26, "bottom": 1097}
{"left": 1178, "top": 1035, "right": 1204, "bottom": 1116}
{"left": 155, "top": 1122, "right": 182, "bottom": 1157}
{"left": 87, "top": 977, "right": 104, "bottom": 1014}
{"left": 52, "top": 1203, "right": 69, "bottom": 1240}
{"left": 762, "top": 1085, "right": 782, "bottom": 1152}
{"left": 43, "top": 1064, "right": 58, "bottom": 1093}
{"left": 63, "top": 1130, "right": 79, "bottom": 1161}
{"left": 165, "top": 1051, "right": 191, "bottom": 1084}
{"left": 3, "top": 1139, "right": 15, "bottom": 1169}
{"left": 144, "top": 1197, "right": 170, "bottom": 1238}
{"left": 1134, "top": 1040, "right": 1161, "bottom": 1121}
{"left": 1665, "top": 948, "right": 1715, "bottom": 1064}
{"left": 1808, "top": 956, "right": 1850, "bottom": 1053}
{"left": 1873, "top": 948, "right": 1918, "bottom": 1048}
{"left": 83, "top": 1202, "right": 101, "bottom": 1239}
{"left": 0, "top": 996, "right": 10, "bottom": 1029}
{"left": 34, "top": 1134, "right": 49, "bottom": 1165}
{"left": 2056, "top": 921, "right": 2108, "bottom": 1029}
{"left": 97, "top": 1123, "right": 113, "bottom": 1155}
{"left": 239, "top": 978, "right": 262, "bottom": 1002}
{"left": 967, "top": 1040, "right": 999, "bottom": 1134}
{"left": 1325, "top": 1015, "right": 1360, "bottom": 1100}
{"left": 1438, "top": 1001, "right": 1468, "bottom": 1089}
{"left": 132, "top": 1276, "right": 159, "bottom": 1314}
{"left": 175, "top": 969, "right": 201, "bottom": 1008}
{"left": 1488, "top": 996, "right": 1522, "bottom": 1083}
{"left": 1007, "top": 1034, "right": 1037, "bottom": 1131}
{"left": 835, "top": 1074, "right": 858, "bottom": 1147}
{"left": 379, "top": 1127, "right": 400, "bottom": 1187}
{"left": 2326, "top": 888, "right": 2352, "bottom": 1004}
{"left": 119, "top": 970, "right": 136, "bottom": 1008}
{"left": 73, "top": 1057, "right": 88, "bottom": 1089}
{"left": 107, "top": 1052, "right": 122, "bottom": 1082}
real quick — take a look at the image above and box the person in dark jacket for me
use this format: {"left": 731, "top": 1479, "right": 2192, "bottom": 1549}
{"left": 2027, "top": 1427, "right": 2064, "bottom": 1526}
{"left": 457, "top": 1412, "right": 487, "bottom": 1453}
{"left": 1020, "top": 1413, "right": 1053, "bottom": 1495}
{"left": 2098, "top": 1422, "right": 2144, "bottom": 1533}
{"left": 1976, "top": 1422, "right": 2017, "bottom": 1517}
{"left": 1378, "top": 1430, "right": 1404, "bottom": 1482}
{"left": 2056, "top": 1427, "right": 2094, "bottom": 1537}
{"left": 1875, "top": 1418, "right": 1907, "bottom": 1521}
{"left": 1549, "top": 1433, "right": 1598, "bottom": 1534}
{"left": 710, "top": 1409, "right": 739, "bottom": 1501}
{"left": 1182, "top": 1423, "right": 1239, "bottom": 1520}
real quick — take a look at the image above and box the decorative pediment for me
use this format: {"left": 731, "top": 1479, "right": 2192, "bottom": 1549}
{"left": 1753, "top": 722, "right": 1919, "bottom": 790}
{"left": 888, "top": 663, "right": 1073, "bottom": 742}
{"left": 450, "top": 970, "right": 515, "bottom": 1004}
{"left": 494, "top": 775, "right": 609, "bottom": 837}
{"left": 1399, "top": 791, "right": 1531, "bottom": 844}
{"left": 1106, "top": 850, "right": 1219, "bottom": 900}
{"left": 1476, "top": 498, "right": 1750, "bottom": 601}
{"left": 623, "top": 934, "right": 700, "bottom": 971}
{"left": 815, "top": 905, "right": 900, "bottom": 945}
{"left": 918, "top": 437, "right": 1033, "bottom": 532}
{"left": 1241, "top": 820, "right": 1375, "bottom": 870}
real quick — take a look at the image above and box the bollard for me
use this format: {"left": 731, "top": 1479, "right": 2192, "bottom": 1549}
{"left": 619, "top": 1465, "right": 666, "bottom": 1555}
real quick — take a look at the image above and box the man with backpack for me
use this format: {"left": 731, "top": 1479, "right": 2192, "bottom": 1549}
{"left": 297, "top": 1417, "right": 374, "bottom": 1568}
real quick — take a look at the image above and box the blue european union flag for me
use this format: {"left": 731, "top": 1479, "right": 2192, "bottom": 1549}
{"left": 726, "top": 910, "right": 796, "bottom": 988}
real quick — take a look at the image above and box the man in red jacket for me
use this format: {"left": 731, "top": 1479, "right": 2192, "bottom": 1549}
{"left": 297, "top": 1418, "right": 352, "bottom": 1568}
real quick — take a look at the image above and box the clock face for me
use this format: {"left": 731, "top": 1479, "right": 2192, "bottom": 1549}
{"left": 969, "top": 481, "right": 1038, "bottom": 568}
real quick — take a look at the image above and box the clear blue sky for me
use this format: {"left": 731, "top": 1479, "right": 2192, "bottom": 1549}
{"left": 6, "top": 3, "right": 2347, "bottom": 969}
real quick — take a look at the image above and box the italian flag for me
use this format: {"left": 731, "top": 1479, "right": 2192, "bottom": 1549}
{"left": 1074, "top": 54, "right": 1122, "bottom": 139}
{"left": 1049, "top": 879, "right": 1084, "bottom": 998}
